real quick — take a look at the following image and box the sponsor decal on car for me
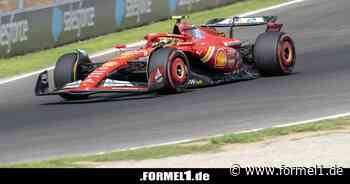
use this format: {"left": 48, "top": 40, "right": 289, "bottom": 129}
{"left": 201, "top": 46, "right": 215, "bottom": 63}
{"left": 63, "top": 80, "right": 82, "bottom": 89}
{"left": 89, "top": 71, "right": 106, "bottom": 77}
{"left": 155, "top": 68, "right": 163, "bottom": 83}
{"left": 192, "top": 28, "right": 204, "bottom": 39}
{"left": 103, "top": 79, "right": 136, "bottom": 87}
{"left": 214, "top": 48, "right": 227, "bottom": 69}
{"left": 233, "top": 17, "right": 265, "bottom": 25}
{"left": 103, "top": 62, "right": 118, "bottom": 67}
{"left": 149, "top": 66, "right": 165, "bottom": 86}
{"left": 187, "top": 79, "right": 204, "bottom": 87}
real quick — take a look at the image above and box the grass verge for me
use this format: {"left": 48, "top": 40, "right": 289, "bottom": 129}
{"left": 2, "top": 117, "right": 350, "bottom": 168}
{"left": 0, "top": 0, "right": 284, "bottom": 79}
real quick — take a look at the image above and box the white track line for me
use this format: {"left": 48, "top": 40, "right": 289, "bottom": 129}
{"left": 274, "top": 112, "right": 350, "bottom": 128}
{"left": 0, "top": 0, "right": 306, "bottom": 86}
{"left": 0, "top": 66, "right": 55, "bottom": 85}
{"left": 239, "top": 0, "right": 306, "bottom": 17}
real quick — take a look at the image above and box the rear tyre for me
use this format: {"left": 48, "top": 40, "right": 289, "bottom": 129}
{"left": 148, "top": 48, "right": 190, "bottom": 94}
{"left": 254, "top": 32, "right": 296, "bottom": 76}
{"left": 54, "top": 50, "right": 92, "bottom": 100}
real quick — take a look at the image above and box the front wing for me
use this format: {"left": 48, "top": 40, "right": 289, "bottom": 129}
{"left": 35, "top": 71, "right": 151, "bottom": 97}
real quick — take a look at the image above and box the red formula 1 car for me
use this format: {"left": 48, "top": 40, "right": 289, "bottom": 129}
{"left": 35, "top": 16, "right": 296, "bottom": 100}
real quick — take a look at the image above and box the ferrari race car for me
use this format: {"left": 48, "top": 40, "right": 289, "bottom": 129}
{"left": 35, "top": 16, "right": 296, "bottom": 100}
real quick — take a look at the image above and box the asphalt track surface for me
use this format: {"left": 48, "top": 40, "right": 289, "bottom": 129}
{"left": 1, "top": 0, "right": 350, "bottom": 163}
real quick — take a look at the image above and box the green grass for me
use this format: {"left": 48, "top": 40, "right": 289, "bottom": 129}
{"left": 0, "top": 0, "right": 284, "bottom": 79}
{"left": 2, "top": 117, "right": 350, "bottom": 168}
{"left": 2, "top": 143, "right": 219, "bottom": 168}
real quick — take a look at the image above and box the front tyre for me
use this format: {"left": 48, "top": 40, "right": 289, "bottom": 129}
{"left": 148, "top": 48, "right": 190, "bottom": 94}
{"left": 54, "top": 50, "right": 92, "bottom": 100}
{"left": 254, "top": 32, "right": 296, "bottom": 76}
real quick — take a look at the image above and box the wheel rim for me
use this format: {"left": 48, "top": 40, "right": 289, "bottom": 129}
{"left": 278, "top": 37, "right": 295, "bottom": 72}
{"left": 281, "top": 41, "right": 293, "bottom": 65}
{"left": 170, "top": 57, "right": 188, "bottom": 86}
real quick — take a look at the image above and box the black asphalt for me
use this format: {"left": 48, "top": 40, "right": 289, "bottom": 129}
{"left": 1, "top": 0, "right": 350, "bottom": 163}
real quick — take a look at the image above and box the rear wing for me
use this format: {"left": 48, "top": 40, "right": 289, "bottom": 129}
{"left": 202, "top": 16, "right": 282, "bottom": 38}
{"left": 204, "top": 16, "right": 278, "bottom": 27}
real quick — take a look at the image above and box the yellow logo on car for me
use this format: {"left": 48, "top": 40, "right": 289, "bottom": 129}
{"left": 215, "top": 49, "right": 227, "bottom": 69}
